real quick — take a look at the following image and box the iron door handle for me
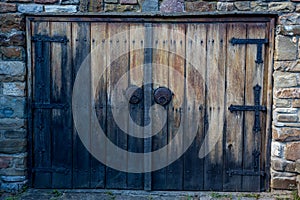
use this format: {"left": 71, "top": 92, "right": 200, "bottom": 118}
{"left": 154, "top": 87, "right": 172, "bottom": 106}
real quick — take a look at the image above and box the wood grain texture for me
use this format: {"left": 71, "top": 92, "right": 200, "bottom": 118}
{"left": 32, "top": 21, "right": 52, "bottom": 188}
{"left": 106, "top": 23, "right": 129, "bottom": 189}
{"left": 223, "top": 23, "right": 246, "bottom": 192}
{"left": 90, "top": 22, "right": 107, "bottom": 188}
{"left": 184, "top": 23, "right": 206, "bottom": 190}
{"left": 203, "top": 23, "right": 226, "bottom": 191}
{"left": 50, "top": 22, "right": 72, "bottom": 188}
{"left": 72, "top": 22, "right": 91, "bottom": 188}
{"left": 242, "top": 23, "right": 266, "bottom": 192}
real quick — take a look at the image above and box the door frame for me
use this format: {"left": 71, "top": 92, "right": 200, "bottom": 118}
{"left": 26, "top": 14, "right": 275, "bottom": 190}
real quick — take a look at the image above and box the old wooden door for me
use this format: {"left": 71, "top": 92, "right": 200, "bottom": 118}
{"left": 27, "top": 16, "right": 274, "bottom": 191}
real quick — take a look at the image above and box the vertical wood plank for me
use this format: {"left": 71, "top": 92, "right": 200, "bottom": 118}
{"left": 151, "top": 23, "right": 169, "bottom": 190}
{"left": 106, "top": 23, "right": 129, "bottom": 189}
{"left": 263, "top": 19, "right": 275, "bottom": 191}
{"left": 242, "top": 23, "right": 266, "bottom": 192}
{"left": 72, "top": 22, "right": 91, "bottom": 188}
{"left": 223, "top": 23, "right": 246, "bottom": 191}
{"left": 90, "top": 22, "right": 107, "bottom": 188}
{"left": 50, "top": 22, "right": 73, "bottom": 188}
{"left": 166, "top": 24, "right": 185, "bottom": 190}
{"left": 127, "top": 23, "right": 145, "bottom": 190}
{"left": 32, "top": 21, "right": 52, "bottom": 188}
{"left": 184, "top": 23, "right": 206, "bottom": 190}
{"left": 203, "top": 23, "right": 226, "bottom": 191}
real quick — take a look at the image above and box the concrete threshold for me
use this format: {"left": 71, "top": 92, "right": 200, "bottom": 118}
{"left": 0, "top": 189, "right": 294, "bottom": 200}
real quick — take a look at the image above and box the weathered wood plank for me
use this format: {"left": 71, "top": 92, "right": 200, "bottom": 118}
{"left": 223, "top": 23, "right": 246, "bottom": 191}
{"left": 106, "top": 23, "right": 129, "bottom": 189}
{"left": 203, "top": 23, "right": 226, "bottom": 191}
{"left": 72, "top": 22, "right": 91, "bottom": 188}
{"left": 90, "top": 22, "right": 107, "bottom": 188}
{"left": 127, "top": 23, "right": 145, "bottom": 190}
{"left": 166, "top": 24, "right": 185, "bottom": 190}
{"left": 32, "top": 21, "right": 52, "bottom": 188}
{"left": 151, "top": 23, "right": 169, "bottom": 190}
{"left": 242, "top": 23, "right": 266, "bottom": 192}
{"left": 50, "top": 22, "right": 72, "bottom": 188}
{"left": 184, "top": 23, "right": 206, "bottom": 190}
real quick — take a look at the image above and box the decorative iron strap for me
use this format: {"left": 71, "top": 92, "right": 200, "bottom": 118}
{"left": 228, "top": 84, "right": 266, "bottom": 132}
{"left": 226, "top": 169, "right": 265, "bottom": 177}
{"left": 31, "top": 34, "right": 69, "bottom": 44}
{"left": 230, "top": 37, "right": 268, "bottom": 64}
{"left": 32, "top": 103, "right": 69, "bottom": 110}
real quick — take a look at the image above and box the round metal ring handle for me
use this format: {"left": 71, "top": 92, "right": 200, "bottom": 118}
{"left": 154, "top": 87, "right": 172, "bottom": 106}
{"left": 126, "top": 86, "right": 143, "bottom": 104}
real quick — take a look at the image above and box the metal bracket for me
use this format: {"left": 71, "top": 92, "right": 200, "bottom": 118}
{"left": 230, "top": 38, "right": 268, "bottom": 64}
{"left": 226, "top": 169, "right": 265, "bottom": 177}
{"left": 32, "top": 103, "right": 69, "bottom": 110}
{"left": 32, "top": 34, "right": 69, "bottom": 44}
{"left": 228, "top": 84, "right": 266, "bottom": 132}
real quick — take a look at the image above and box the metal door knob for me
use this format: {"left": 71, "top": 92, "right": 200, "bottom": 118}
{"left": 154, "top": 87, "right": 172, "bottom": 106}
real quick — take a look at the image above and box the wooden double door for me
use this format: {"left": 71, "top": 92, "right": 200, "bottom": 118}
{"left": 28, "top": 16, "right": 274, "bottom": 191}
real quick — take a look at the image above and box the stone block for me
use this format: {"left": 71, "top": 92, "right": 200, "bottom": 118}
{"left": 141, "top": 0, "right": 158, "bottom": 12}
{"left": 293, "top": 100, "right": 300, "bottom": 108}
{"left": 275, "top": 88, "right": 300, "bottom": 99}
{"left": 0, "top": 14, "right": 24, "bottom": 33}
{"left": 296, "top": 160, "right": 300, "bottom": 173}
{"left": 285, "top": 142, "right": 300, "bottom": 161}
{"left": 274, "top": 71, "right": 299, "bottom": 88}
{"left": 160, "top": 0, "right": 184, "bottom": 12}
{"left": 234, "top": 1, "right": 250, "bottom": 11}
{"left": 104, "top": 4, "right": 139, "bottom": 12}
{"left": 61, "top": 0, "right": 79, "bottom": 5}
{"left": 4, "top": 129, "right": 26, "bottom": 139}
{"left": 279, "top": 14, "right": 300, "bottom": 25}
{"left": 277, "top": 114, "right": 298, "bottom": 122}
{"left": 104, "top": 0, "right": 118, "bottom": 3}
{"left": 0, "top": 118, "right": 24, "bottom": 130}
{"left": 274, "top": 61, "right": 300, "bottom": 72}
{"left": 0, "top": 61, "right": 25, "bottom": 77}
{"left": 3, "top": 82, "right": 25, "bottom": 97}
{"left": 275, "top": 108, "right": 298, "bottom": 114}
{"left": 271, "top": 177, "right": 297, "bottom": 190}
{"left": 273, "top": 127, "right": 300, "bottom": 142}
{"left": 0, "top": 3, "right": 17, "bottom": 13}
{"left": 250, "top": 1, "right": 268, "bottom": 11}
{"left": 217, "top": 2, "right": 234, "bottom": 11}
{"left": 0, "top": 139, "right": 27, "bottom": 154}
{"left": 275, "top": 36, "right": 298, "bottom": 61}
{"left": 185, "top": 2, "right": 217, "bottom": 12}
{"left": 278, "top": 25, "right": 300, "bottom": 36}
{"left": 0, "top": 32, "right": 25, "bottom": 47}
{"left": 44, "top": 5, "right": 77, "bottom": 12}
{"left": 274, "top": 99, "right": 291, "bottom": 108}
{"left": 0, "top": 180, "right": 27, "bottom": 192}
{"left": 18, "top": 4, "right": 43, "bottom": 13}
{"left": 0, "top": 47, "right": 24, "bottom": 61}
{"left": 0, "top": 96, "right": 25, "bottom": 118}
{"left": 1, "top": 175, "right": 26, "bottom": 182}
{"left": 0, "top": 156, "right": 12, "bottom": 169}
{"left": 272, "top": 141, "right": 285, "bottom": 158}
{"left": 269, "top": 2, "right": 295, "bottom": 12}
{"left": 272, "top": 158, "right": 296, "bottom": 172}
{"left": 34, "top": 0, "right": 58, "bottom": 4}
{"left": 120, "top": 0, "right": 137, "bottom": 4}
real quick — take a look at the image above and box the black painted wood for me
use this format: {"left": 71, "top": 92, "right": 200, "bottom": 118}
{"left": 72, "top": 22, "right": 91, "bottom": 188}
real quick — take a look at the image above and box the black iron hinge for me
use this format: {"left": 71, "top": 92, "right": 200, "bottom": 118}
{"left": 31, "top": 34, "right": 69, "bottom": 44}
{"left": 230, "top": 37, "right": 268, "bottom": 64}
{"left": 226, "top": 169, "right": 265, "bottom": 177}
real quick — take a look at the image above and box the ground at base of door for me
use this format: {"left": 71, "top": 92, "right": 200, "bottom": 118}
{"left": 0, "top": 189, "right": 297, "bottom": 200}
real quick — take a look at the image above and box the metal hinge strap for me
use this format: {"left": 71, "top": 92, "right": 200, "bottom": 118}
{"left": 32, "top": 103, "right": 69, "bottom": 110}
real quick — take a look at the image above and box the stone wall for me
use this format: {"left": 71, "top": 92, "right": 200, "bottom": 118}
{"left": 1, "top": 0, "right": 300, "bottom": 193}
